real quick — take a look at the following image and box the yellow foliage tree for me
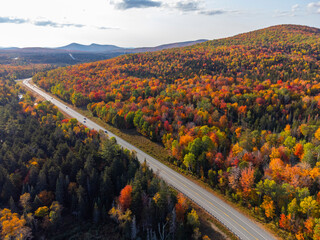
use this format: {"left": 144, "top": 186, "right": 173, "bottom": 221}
{"left": 269, "top": 147, "right": 281, "bottom": 160}
{"left": 261, "top": 196, "right": 275, "bottom": 219}
{"left": 0, "top": 208, "right": 32, "bottom": 239}
{"left": 269, "top": 158, "right": 285, "bottom": 180}
{"left": 34, "top": 206, "right": 49, "bottom": 218}
{"left": 232, "top": 143, "right": 243, "bottom": 157}
{"left": 315, "top": 127, "right": 320, "bottom": 141}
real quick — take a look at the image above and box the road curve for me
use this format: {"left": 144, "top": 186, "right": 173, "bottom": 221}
{"left": 22, "top": 78, "right": 277, "bottom": 240}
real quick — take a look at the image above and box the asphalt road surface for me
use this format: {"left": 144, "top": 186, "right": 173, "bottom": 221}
{"left": 22, "top": 78, "right": 277, "bottom": 240}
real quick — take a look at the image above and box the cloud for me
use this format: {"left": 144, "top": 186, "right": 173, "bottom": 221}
{"left": 198, "top": 9, "right": 225, "bottom": 16}
{"left": 113, "top": 0, "right": 162, "bottom": 10}
{"left": 0, "top": 17, "right": 28, "bottom": 24}
{"left": 0, "top": 16, "right": 90, "bottom": 28}
{"left": 274, "top": 4, "right": 300, "bottom": 17}
{"left": 34, "top": 20, "right": 85, "bottom": 28}
{"left": 308, "top": 2, "right": 320, "bottom": 14}
{"left": 110, "top": 0, "right": 231, "bottom": 16}
{"left": 97, "top": 26, "right": 119, "bottom": 30}
{"left": 171, "top": 0, "right": 228, "bottom": 16}
{"left": 0, "top": 16, "right": 118, "bottom": 30}
{"left": 175, "top": 1, "right": 200, "bottom": 12}
{"left": 292, "top": 4, "right": 299, "bottom": 12}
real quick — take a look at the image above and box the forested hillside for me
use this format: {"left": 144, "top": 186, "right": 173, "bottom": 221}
{"left": 0, "top": 64, "right": 51, "bottom": 81}
{"left": 33, "top": 24, "right": 320, "bottom": 239}
{"left": 0, "top": 79, "right": 205, "bottom": 239}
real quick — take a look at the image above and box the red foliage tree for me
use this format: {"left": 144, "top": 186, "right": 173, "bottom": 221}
{"left": 175, "top": 193, "right": 188, "bottom": 222}
{"left": 119, "top": 185, "right": 132, "bottom": 211}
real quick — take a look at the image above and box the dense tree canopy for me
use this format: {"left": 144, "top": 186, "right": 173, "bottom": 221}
{"left": 0, "top": 78, "right": 203, "bottom": 239}
{"left": 33, "top": 25, "right": 320, "bottom": 239}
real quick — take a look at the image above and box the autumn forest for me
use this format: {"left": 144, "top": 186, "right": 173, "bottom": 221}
{"left": 31, "top": 25, "right": 320, "bottom": 239}
{"left": 0, "top": 24, "right": 320, "bottom": 240}
{"left": 0, "top": 60, "right": 204, "bottom": 239}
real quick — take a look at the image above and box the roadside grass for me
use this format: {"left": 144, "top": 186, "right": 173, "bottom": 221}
{"left": 21, "top": 80, "right": 285, "bottom": 240}
{"left": 191, "top": 202, "right": 238, "bottom": 240}
{"left": 79, "top": 107, "right": 170, "bottom": 163}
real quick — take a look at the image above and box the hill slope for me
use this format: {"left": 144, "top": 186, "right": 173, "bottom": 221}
{"left": 203, "top": 24, "right": 320, "bottom": 47}
{"left": 34, "top": 24, "right": 320, "bottom": 238}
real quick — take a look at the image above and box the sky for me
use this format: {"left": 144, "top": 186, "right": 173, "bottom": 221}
{"left": 0, "top": 0, "right": 319, "bottom": 48}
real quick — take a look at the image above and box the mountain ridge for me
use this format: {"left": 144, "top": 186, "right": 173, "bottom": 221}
{"left": 0, "top": 39, "right": 208, "bottom": 54}
{"left": 57, "top": 43, "right": 123, "bottom": 52}
{"left": 200, "top": 24, "right": 320, "bottom": 48}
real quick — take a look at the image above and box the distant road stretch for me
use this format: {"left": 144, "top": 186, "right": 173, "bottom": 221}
{"left": 22, "top": 78, "right": 276, "bottom": 240}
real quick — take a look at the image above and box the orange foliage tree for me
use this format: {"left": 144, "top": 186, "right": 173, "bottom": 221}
{"left": 119, "top": 185, "right": 133, "bottom": 211}
{"left": 175, "top": 193, "right": 188, "bottom": 222}
{"left": 240, "top": 167, "right": 255, "bottom": 198}
{"left": 0, "top": 208, "right": 32, "bottom": 239}
{"left": 261, "top": 196, "right": 275, "bottom": 219}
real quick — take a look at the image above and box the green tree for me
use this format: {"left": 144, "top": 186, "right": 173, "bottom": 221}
{"left": 288, "top": 198, "right": 299, "bottom": 218}
{"left": 188, "top": 138, "right": 203, "bottom": 157}
{"left": 183, "top": 153, "right": 196, "bottom": 171}
{"left": 125, "top": 111, "right": 135, "bottom": 129}
{"left": 300, "top": 196, "right": 318, "bottom": 218}
{"left": 71, "top": 92, "right": 88, "bottom": 107}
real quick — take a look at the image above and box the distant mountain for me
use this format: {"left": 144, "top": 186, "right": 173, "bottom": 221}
{"left": 57, "top": 40, "right": 208, "bottom": 53}
{"left": 57, "top": 43, "right": 123, "bottom": 52}
{"left": 0, "top": 39, "right": 208, "bottom": 65}
{"left": 0, "top": 47, "right": 19, "bottom": 50}
{"left": 2, "top": 47, "right": 68, "bottom": 53}
{"left": 0, "top": 40, "right": 208, "bottom": 55}
{"left": 128, "top": 39, "right": 208, "bottom": 53}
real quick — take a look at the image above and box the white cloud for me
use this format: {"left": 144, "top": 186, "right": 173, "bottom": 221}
{"left": 0, "top": 16, "right": 116, "bottom": 30}
{"left": 274, "top": 4, "right": 300, "bottom": 17}
{"left": 174, "top": 1, "right": 201, "bottom": 12}
{"left": 308, "top": 2, "right": 320, "bottom": 14}
{"left": 111, "top": 0, "right": 162, "bottom": 10}
{"left": 110, "top": 0, "right": 230, "bottom": 16}
{"left": 198, "top": 10, "right": 226, "bottom": 16}
{"left": 292, "top": 4, "right": 299, "bottom": 12}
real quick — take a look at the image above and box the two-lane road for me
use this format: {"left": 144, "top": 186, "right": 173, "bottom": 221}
{"left": 22, "top": 78, "right": 277, "bottom": 240}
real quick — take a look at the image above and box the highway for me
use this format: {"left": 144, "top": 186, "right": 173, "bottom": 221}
{"left": 22, "top": 78, "right": 277, "bottom": 240}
